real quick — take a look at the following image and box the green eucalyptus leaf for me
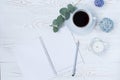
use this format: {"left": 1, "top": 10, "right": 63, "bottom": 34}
{"left": 52, "top": 19, "right": 60, "bottom": 26}
{"left": 64, "top": 12, "right": 70, "bottom": 20}
{"left": 59, "top": 8, "right": 69, "bottom": 16}
{"left": 57, "top": 15, "right": 65, "bottom": 25}
{"left": 67, "top": 4, "right": 77, "bottom": 13}
{"left": 53, "top": 27, "right": 59, "bottom": 32}
{"left": 59, "top": 7, "right": 70, "bottom": 20}
{"left": 52, "top": 4, "right": 76, "bottom": 32}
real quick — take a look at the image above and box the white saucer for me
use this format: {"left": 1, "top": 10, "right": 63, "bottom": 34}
{"left": 66, "top": 5, "right": 97, "bottom": 35}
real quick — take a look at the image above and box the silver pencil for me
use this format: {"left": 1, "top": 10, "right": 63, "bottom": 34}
{"left": 72, "top": 41, "right": 79, "bottom": 76}
{"left": 39, "top": 36, "right": 57, "bottom": 75}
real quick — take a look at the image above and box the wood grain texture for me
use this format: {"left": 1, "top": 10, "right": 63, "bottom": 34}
{"left": 0, "top": 0, "right": 120, "bottom": 80}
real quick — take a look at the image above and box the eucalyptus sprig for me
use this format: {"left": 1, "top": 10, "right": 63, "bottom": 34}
{"left": 50, "top": 4, "right": 77, "bottom": 32}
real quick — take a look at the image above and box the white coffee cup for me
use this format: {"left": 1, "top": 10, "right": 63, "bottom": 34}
{"left": 66, "top": 5, "right": 97, "bottom": 35}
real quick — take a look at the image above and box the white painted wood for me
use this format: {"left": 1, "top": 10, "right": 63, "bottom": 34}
{"left": 0, "top": 0, "right": 120, "bottom": 80}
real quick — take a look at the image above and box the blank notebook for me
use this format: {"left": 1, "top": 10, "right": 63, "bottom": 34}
{"left": 37, "top": 26, "right": 80, "bottom": 72}
{"left": 12, "top": 26, "right": 82, "bottom": 80}
{"left": 12, "top": 40, "right": 55, "bottom": 80}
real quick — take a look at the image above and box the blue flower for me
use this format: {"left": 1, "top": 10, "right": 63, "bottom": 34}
{"left": 99, "top": 18, "right": 114, "bottom": 33}
{"left": 94, "top": 0, "right": 104, "bottom": 7}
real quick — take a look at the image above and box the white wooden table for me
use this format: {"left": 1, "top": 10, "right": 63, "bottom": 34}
{"left": 0, "top": 0, "right": 120, "bottom": 80}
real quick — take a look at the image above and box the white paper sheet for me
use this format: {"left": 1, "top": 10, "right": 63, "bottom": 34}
{"left": 36, "top": 26, "right": 79, "bottom": 72}
{"left": 12, "top": 39, "right": 55, "bottom": 80}
{"left": 12, "top": 26, "right": 82, "bottom": 80}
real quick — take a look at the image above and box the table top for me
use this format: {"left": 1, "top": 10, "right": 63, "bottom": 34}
{"left": 0, "top": 0, "right": 120, "bottom": 80}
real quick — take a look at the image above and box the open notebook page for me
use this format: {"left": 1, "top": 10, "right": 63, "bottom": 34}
{"left": 12, "top": 39, "right": 55, "bottom": 80}
{"left": 34, "top": 26, "right": 82, "bottom": 73}
{"left": 12, "top": 26, "right": 82, "bottom": 80}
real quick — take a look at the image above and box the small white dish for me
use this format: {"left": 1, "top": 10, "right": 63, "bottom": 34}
{"left": 66, "top": 5, "right": 97, "bottom": 35}
{"left": 88, "top": 38, "right": 108, "bottom": 55}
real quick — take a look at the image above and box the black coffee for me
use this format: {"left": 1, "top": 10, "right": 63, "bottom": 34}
{"left": 73, "top": 11, "right": 89, "bottom": 27}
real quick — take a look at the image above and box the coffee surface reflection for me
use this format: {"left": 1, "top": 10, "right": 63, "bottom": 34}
{"left": 73, "top": 11, "right": 89, "bottom": 28}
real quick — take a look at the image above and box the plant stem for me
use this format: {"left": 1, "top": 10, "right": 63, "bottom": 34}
{"left": 74, "top": 0, "right": 82, "bottom": 6}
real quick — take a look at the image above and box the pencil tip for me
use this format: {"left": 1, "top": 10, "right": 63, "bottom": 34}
{"left": 72, "top": 74, "right": 75, "bottom": 76}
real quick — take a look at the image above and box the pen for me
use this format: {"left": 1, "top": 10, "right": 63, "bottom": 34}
{"left": 70, "top": 32, "right": 85, "bottom": 64}
{"left": 72, "top": 41, "right": 79, "bottom": 76}
{"left": 39, "top": 36, "right": 57, "bottom": 75}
